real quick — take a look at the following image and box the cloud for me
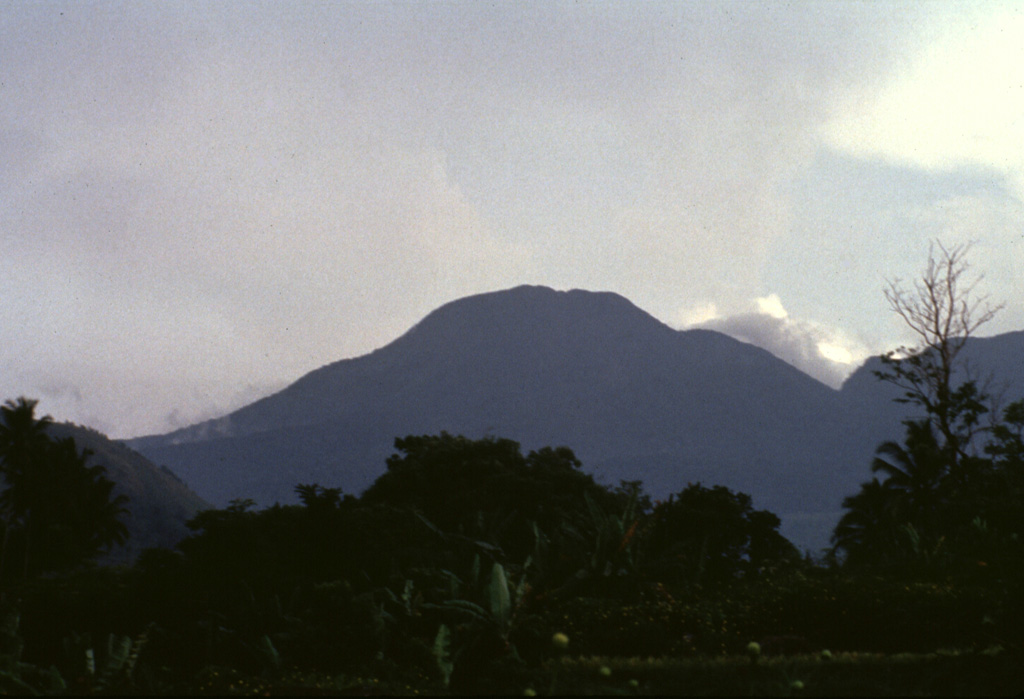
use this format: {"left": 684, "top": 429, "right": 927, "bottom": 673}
{"left": 821, "top": 3, "right": 1024, "bottom": 197}
{"left": 163, "top": 380, "right": 287, "bottom": 433}
{"left": 692, "top": 296, "right": 870, "bottom": 389}
{"left": 755, "top": 294, "right": 788, "bottom": 320}
{"left": 1, "top": 7, "right": 536, "bottom": 436}
{"left": 675, "top": 302, "right": 720, "bottom": 327}
{"left": 0, "top": 3, "right": 962, "bottom": 436}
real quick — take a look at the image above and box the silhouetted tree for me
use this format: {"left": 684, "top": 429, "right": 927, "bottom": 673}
{"left": 0, "top": 397, "right": 129, "bottom": 577}
{"left": 833, "top": 421, "right": 948, "bottom": 569}
{"left": 28, "top": 437, "right": 129, "bottom": 573}
{"left": 837, "top": 243, "right": 1016, "bottom": 573}
{"left": 644, "top": 483, "right": 797, "bottom": 585}
{"left": 878, "top": 240, "right": 1002, "bottom": 475}
{"left": 361, "top": 432, "right": 617, "bottom": 562}
{"left": 977, "top": 399, "right": 1024, "bottom": 552}
{"left": 872, "top": 421, "right": 944, "bottom": 519}
{"left": 295, "top": 483, "right": 344, "bottom": 512}
{"left": 0, "top": 397, "right": 54, "bottom": 578}
{"left": 832, "top": 478, "right": 900, "bottom": 567}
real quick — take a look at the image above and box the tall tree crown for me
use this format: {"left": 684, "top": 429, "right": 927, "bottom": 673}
{"left": 877, "top": 241, "right": 1003, "bottom": 464}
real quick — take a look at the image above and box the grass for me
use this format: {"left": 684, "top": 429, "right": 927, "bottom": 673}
{"left": 159, "top": 646, "right": 1023, "bottom": 696}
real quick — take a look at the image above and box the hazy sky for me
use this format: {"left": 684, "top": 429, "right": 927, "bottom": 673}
{"left": 3, "top": 1, "right": 1023, "bottom": 438}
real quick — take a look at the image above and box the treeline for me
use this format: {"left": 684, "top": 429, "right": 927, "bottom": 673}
{"left": 1, "top": 429, "right": 818, "bottom": 693}
{"left": 4, "top": 423, "right": 1021, "bottom": 694}
{"left": 130, "top": 433, "right": 805, "bottom": 679}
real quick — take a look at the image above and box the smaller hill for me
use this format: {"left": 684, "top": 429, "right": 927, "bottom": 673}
{"left": 47, "top": 422, "right": 209, "bottom": 564}
{"left": 838, "top": 330, "right": 1024, "bottom": 447}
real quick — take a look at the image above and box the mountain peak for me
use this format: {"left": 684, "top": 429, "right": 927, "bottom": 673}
{"left": 130, "top": 282, "right": 841, "bottom": 507}
{"left": 126, "top": 285, "right": 1024, "bottom": 555}
{"left": 393, "top": 285, "right": 673, "bottom": 352}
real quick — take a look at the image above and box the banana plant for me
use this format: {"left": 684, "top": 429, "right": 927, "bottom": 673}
{"left": 63, "top": 624, "right": 153, "bottom": 692}
{"left": 433, "top": 624, "right": 454, "bottom": 687}
{"left": 582, "top": 482, "right": 644, "bottom": 577}
{"left": 0, "top": 607, "right": 64, "bottom": 695}
{"left": 424, "top": 557, "right": 532, "bottom": 687}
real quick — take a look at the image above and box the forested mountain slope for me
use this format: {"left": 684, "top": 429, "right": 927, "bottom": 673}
{"left": 129, "top": 286, "right": 1024, "bottom": 553}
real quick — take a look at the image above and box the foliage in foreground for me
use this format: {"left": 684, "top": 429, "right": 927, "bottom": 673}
{"left": 0, "top": 398, "right": 129, "bottom": 579}
{"left": 4, "top": 448, "right": 1021, "bottom": 695}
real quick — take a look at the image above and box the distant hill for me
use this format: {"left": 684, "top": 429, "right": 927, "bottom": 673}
{"left": 48, "top": 422, "right": 209, "bottom": 564}
{"left": 128, "top": 286, "right": 1024, "bottom": 555}
{"left": 838, "top": 329, "right": 1024, "bottom": 450}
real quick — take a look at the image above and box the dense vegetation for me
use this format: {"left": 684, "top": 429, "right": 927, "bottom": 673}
{"left": 0, "top": 398, "right": 128, "bottom": 580}
{"left": 0, "top": 243, "right": 1021, "bottom": 695}
{"left": 0, "top": 426, "right": 1020, "bottom": 695}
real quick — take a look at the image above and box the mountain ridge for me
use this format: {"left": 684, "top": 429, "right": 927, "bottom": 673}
{"left": 126, "top": 285, "right": 1024, "bottom": 554}
{"left": 133, "top": 286, "right": 835, "bottom": 447}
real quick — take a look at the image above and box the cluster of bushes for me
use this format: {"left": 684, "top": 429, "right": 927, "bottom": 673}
{"left": 0, "top": 430, "right": 1019, "bottom": 695}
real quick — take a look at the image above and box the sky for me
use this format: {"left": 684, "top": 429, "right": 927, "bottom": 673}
{"left": 2, "top": 1, "right": 1024, "bottom": 439}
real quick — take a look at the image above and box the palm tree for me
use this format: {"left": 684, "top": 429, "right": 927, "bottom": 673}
{"left": 834, "top": 421, "right": 951, "bottom": 569}
{"left": 0, "top": 398, "right": 130, "bottom": 577}
{"left": 870, "top": 420, "right": 946, "bottom": 525}
{"left": 30, "top": 438, "right": 129, "bottom": 572}
{"left": 0, "top": 397, "right": 53, "bottom": 579}
{"left": 832, "top": 477, "right": 902, "bottom": 567}
{"left": 872, "top": 421, "right": 942, "bottom": 507}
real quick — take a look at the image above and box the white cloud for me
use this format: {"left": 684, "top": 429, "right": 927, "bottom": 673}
{"left": 675, "top": 302, "right": 720, "bottom": 327}
{"left": 817, "top": 342, "right": 854, "bottom": 365}
{"left": 755, "top": 294, "right": 789, "bottom": 320}
{"left": 821, "top": 3, "right": 1024, "bottom": 196}
{"left": 691, "top": 296, "right": 871, "bottom": 388}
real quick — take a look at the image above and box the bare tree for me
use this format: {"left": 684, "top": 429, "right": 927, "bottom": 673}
{"left": 878, "top": 241, "right": 1004, "bottom": 469}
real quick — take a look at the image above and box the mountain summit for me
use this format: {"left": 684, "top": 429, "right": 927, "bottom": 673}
{"left": 137, "top": 284, "right": 837, "bottom": 445}
{"left": 130, "top": 286, "right": 855, "bottom": 550}
{"left": 130, "top": 285, "right": 1024, "bottom": 553}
